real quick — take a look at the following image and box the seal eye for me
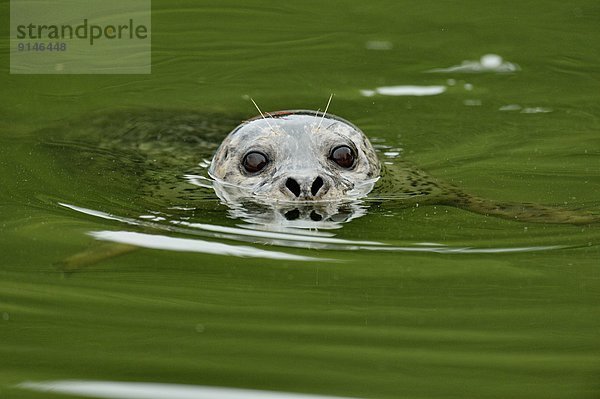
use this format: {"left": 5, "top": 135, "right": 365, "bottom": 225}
{"left": 330, "top": 145, "right": 355, "bottom": 168}
{"left": 242, "top": 151, "right": 268, "bottom": 173}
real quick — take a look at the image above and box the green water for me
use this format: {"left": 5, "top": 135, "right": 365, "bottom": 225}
{"left": 1, "top": 1, "right": 600, "bottom": 398}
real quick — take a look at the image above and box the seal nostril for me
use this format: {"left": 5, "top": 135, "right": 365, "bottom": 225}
{"left": 309, "top": 210, "right": 322, "bottom": 221}
{"left": 311, "top": 176, "right": 324, "bottom": 196}
{"left": 284, "top": 209, "right": 300, "bottom": 220}
{"left": 285, "top": 178, "right": 301, "bottom": 197}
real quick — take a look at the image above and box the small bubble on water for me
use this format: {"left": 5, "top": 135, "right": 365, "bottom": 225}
{"left": 365, "top": 40, "right": 393, "bottom": 50}
{"left": 480, "top": 54, "right": 503, "bottom": 69}
{"left": 2, "top": 312, "right": 9, "bottom": 321}
{"left": 464, "top": 99, "right": 481, "bottom": 106}
{"left": 499, "top": 104, "right": 522, "bottom": 111}
{"left": 521, "top": 107, "right": 553, "bottom": 114}
{"left": 360, "top": 89, "right": 376, "bottom": 97}
{"left": 195, "top": 323, "right": 205, "bottom": 333}
{"left": 464, "top": 83, "right": 473, "bottom": 91}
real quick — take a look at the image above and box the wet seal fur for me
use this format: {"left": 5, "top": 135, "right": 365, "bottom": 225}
{"left": 209, "top": 110, "right": 381, "bottom": 202}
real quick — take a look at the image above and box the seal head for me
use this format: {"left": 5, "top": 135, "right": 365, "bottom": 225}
{"left": 208, "top": 111, "right": 380, "bottom": 202}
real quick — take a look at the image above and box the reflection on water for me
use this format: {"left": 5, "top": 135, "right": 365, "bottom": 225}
{"left": 360, "top": 54, "right": 517, "bottom": 98}
{"left": 59, "top": 202, "right": 569, "bottom": 257}
{"left": 360, "top": 85, "right": 446, "bottom": 97}
{"left": 89, "top": 231, "right": 330, "bottom": 262}
{"left": 210, "top": 177, "right": 373, "bottom": 233}
{"left": 498, "top": 104, "right": 553, "bottom": 113}
{"left": 19, "top": 380, "right": 360, "bottom": 399}
{"left": 426, "top": 54, "right": 520, "bottom": 73}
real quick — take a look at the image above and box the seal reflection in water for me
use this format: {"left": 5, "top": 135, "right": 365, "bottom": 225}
{"left": 208, "top": 110, "right": 380, "bottom": 226}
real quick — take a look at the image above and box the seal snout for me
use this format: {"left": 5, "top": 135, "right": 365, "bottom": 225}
{"left": 283, "top": 175, "right": 329, "bottom": 199}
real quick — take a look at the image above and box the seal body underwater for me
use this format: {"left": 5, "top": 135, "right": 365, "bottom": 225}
{"left": 50, "top": 108, "right": 598, "bottom": 269}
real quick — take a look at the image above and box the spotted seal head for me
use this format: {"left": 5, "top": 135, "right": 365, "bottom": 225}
{"left": 208, "top": 110, "right": 381, "bottom": 202}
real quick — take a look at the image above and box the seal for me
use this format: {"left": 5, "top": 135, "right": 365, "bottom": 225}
{"left": 47, "top": 108, "right": 597, "bottom": 227}
{"left": 46, "top": 107, "right": 598, "bottom": 270}
{"left": 208, "top": 110, "right": 381, "bottom": 202}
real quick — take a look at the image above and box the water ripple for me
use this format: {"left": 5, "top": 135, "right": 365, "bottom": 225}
{"left": 59, "top": 202, "right": 571, "bottom": 256}
{"left": 19, "top": 380, "right": 361, "bottom": 399}
{"left": 89, "top": 231, "right": 330, "bottom": 262}
{"left": 426, "top": 54, "right": 520, "bottom": 73}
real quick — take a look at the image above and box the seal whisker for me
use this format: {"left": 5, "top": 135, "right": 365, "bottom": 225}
{"left": 250, "top": 98, "right": 275, "bottom": 131}
{"left": 316, "top": 93, "right": 334, "bottom": 132}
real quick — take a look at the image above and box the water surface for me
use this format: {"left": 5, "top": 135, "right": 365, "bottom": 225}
{"left": 1, "top": 1, "right": 599, "bottom": 398}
